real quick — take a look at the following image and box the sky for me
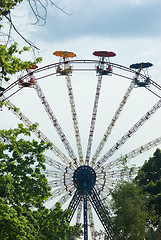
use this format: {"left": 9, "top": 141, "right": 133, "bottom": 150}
{"left": 37, "top": 0, "right": 161, "bottom": 40}
{"left": 1, "top": 0, "right": 161, "bottom": 238}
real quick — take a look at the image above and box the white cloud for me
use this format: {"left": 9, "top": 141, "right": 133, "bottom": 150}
{"left": 28, "top": 0, "right": 160, "bottom": 44}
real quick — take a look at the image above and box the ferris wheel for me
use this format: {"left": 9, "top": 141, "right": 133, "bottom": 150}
{"left": 1, "top": 50, "right": 161, "bottom": 240}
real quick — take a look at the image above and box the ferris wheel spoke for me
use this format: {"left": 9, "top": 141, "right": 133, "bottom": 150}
{"left": 34, "top": 81, "right": 79, "bottom": 168}
{"left": 89, "top": 187, "right": 113, "bottom": 239}
{"left": 97, "top": 168, "right": 137, "bottom": 179}
{"left": 98, "top": 189, "right": 111, "bottom": 205}
{"left": 50, "top": 185, "right": 76, "bottom": 211}
{"left": 75, "top": 197, "right": 83, "bottom": 226}
{"left": 45, "top": 169, "right": 72, "bottom": 180}
{"left": 44, "top": 155, "right": 74, "bottom": 171}
{"left": 102, "top": 136, "right": 161, "bottom": 171}
{"left": 95, "top": 179, "right": 114, "bottom": 194}
{"left": 46, "top": 184, "right": 74, "bottom": 204}
{"left": 91, "top": 80, "right": 134, "bottom": 167}
{"left": 67, "top": 189, "right": 82, "bottom": 223}
{"left": 45, "top": 157, "right": 65, "bottom": 170}
{"left": 43, "top": 170, "right": 63, "bottom": 179}
{"left": 94, "top": 99, "right": 161, "bottom": 171}
{"left": 96, "top": 168, "right": 139, "bottom": 191}
{"left": 96, "top": 177, "right": 117, "bottom": 187}
{"left": 74, "top": 198, "right": 83, "bottom": 240}
{"left": 96, "top": 165, "right": 141, "bottom": 193}
{"left": 46, "top": 185, "right": 74, "bottom": 207}
{"left": 47, "top": 167, "right": 73, "bottom": 185}
{"left": 3, "top": 97, "right": 73, "bottom": 168}
{"left": 88, "top": 201, "right": 96, "bottom": 240}
{"left": 94, "top": 186, "right": 112, "bottom": 221}
{"left": 45, "top": 187, "right": 67, "bottom": 203}
{"left": 85, "top": 74, "right": 103, "bottom": 165}
{"left": 48, "top": 177, "right": 73, "bottom": 190}
{"left": 65, "top": 75, "right": 84, "bottom": 165}
{"left": 48, "top": 179, "right": 66, "bottom": 187}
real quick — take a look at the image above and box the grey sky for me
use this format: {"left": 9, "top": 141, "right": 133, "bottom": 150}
{"left": 33, "top": 0, "right": 161, "bottom": 42}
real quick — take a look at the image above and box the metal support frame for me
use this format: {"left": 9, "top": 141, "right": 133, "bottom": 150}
{"left": 89, "top": 187, "right": 113, "bottom": 240}
{"left": 83, "top": 191, "right": 88, "bottom": 240}
{"left": 68, "top": 189, "right": 82, "bottom": 223}
{"left": 69, "top": 165, "right": 114, "bottom": 240}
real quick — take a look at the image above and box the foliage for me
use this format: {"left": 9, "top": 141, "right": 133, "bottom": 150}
{"left": 135, "top": 148, "right": 161, "bottom": 226}
{"left": 0, "top": 0, "right": 42, "bottom": 83}
{"left": 111, "top": 181, "right": 151, "bottom": 240}
{"left": 109, "top": 149, "right": 161, "bottom": 239}
{"left": 135, "top": 149, "right": 161, "bottom": 186}
{"left": 0, "top": 124, "right": 52, "bottom": 209}
{"left": 0, "top": 43, "right": 41, "bottom": 81}
{"left": 37, "top": 203, "right": 83, "bottom": 240}
{"left": 0, "top": 0, "right": 23, "bottom": 20}
{"left": 0, "top": 197, "right": 82, "bottom": 240}
{"left": 95, "top": 229, "right": 107, "bottom": 240}
{"left": 0, "top": 197, "right": 37, "bottom": 240}
{"left": 0, "top": 125, "right": 82, "bottom": 239}
{"left": 115, "top": 155, "right": 138, "bottom": 181}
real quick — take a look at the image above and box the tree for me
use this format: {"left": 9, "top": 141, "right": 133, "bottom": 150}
{"left": 0, "top": 124, "right": 82, "bottom": 239}
{"left": 135, "top": 148, "right": 161, "bottom": 226}
{"left": 0, "top": 0, "right": 42, "bottom": 88}
{"left": 111, "top": 181, "right": 151, "bottom": 240}
{"left": 0, "top": 0, "right": 69, "bottom": 89}
{"left": 37, "top": 203, "right": 83, "bottom": 240}
{"left": 0, "top": 43, "right": 41, "bottom": 82}
{"left": 0, "top": 123, "right": 51, "bottom": 209}
{"left": 1, "top": 2, "right": 43, "bottom": 77}
{"left": 0, "top": 0, "right": 70, "bottom": 51}
{"left": 0, "top": 0, "right": 23, "bottom": 20}
{"left": 0, "top": 197, "right": 37, "bottom": 240}
{"left": 109, "top": 149, "right": 161, "bottom": 240}
{"left": 0, "top": 197, "right": 82, "bottom": 240}
{"left": 0, "top": 124, "right": 49, "bottom": 239}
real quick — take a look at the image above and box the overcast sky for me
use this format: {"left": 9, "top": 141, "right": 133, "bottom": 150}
{"left": 36, "top": 0, "right": 161, "bottom": 41}
{"left": 21, "top": 0, "right": 161, "bottom": 74}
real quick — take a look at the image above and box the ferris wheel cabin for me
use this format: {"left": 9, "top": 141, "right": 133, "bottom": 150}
{"left": 130, "top": 62, "right": 153, "bottom": 87}
{"left": 93, "top": 51, "right": 116, "bottom": 76}
{"left": 53, "top": 51, "right": 76, "bottom": 76}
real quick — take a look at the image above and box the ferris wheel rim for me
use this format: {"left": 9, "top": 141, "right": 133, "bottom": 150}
{"left": 1, "top": 55, "right": 161, "bottom": 240}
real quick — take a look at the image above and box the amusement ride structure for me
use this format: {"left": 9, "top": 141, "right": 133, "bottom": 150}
{"left": 0, "top": 51, "right": 161, "bottom": 240}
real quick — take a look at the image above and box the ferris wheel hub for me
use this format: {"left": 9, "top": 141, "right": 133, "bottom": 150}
{"left": 73, "top": 165, "right": 96, "bottom": 193}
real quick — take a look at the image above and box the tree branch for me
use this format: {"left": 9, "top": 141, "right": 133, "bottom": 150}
{"left": 4, "top": 14, "right": 40, "bottom": 50}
